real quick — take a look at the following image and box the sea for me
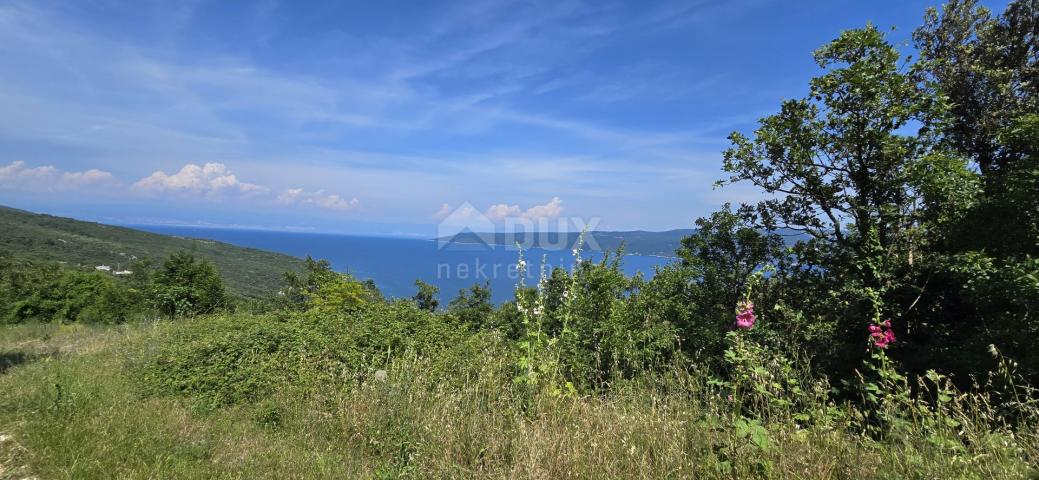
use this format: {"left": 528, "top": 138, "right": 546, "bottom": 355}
{"left": 133, "top": 226, "right": 674, "bottom": 304}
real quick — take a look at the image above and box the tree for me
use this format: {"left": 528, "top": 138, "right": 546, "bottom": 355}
{"left": 721, "top": 26, "right": 938, "bottom": 324}
{"left": 914, "top": 0, "right": 1038, "bottom": 176}
{"left": 152, "top": 251, "right": 228, "bottom": 319}
{"left": 413, "top": 280, "right": 440, "bottom": 312}
{"left": 449, "top": 282, "right": 493, "bottom": 330}
{"left": 307, "top": 277, "right": 369, "bottom": 314}
{"left": 277, "top": 256, "right": 378, "bottom": 314}
{"left": 280, "top": 256, "right": 338, "bottom": 309}
{"left": 713, "top": 25, "right": 976, "bottom": 379}
{"left": 912, "top": 1, "right": 1039, "bottom": 379}
{"left": 678, "top": 204, "right": 784, "bottom": 317}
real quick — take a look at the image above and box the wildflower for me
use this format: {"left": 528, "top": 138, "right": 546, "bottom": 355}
{"left": 735, "top": 300, "right": 756, "bottom": 330}
{"left": 868, "top": 320, "right": 896, "bottom": 348}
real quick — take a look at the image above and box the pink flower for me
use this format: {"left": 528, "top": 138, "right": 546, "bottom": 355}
{"left": 869, "top": 320, "right": 896, "bottom": 348}
{"left": 735, "top": 300, "right": 756, "bottom": 330}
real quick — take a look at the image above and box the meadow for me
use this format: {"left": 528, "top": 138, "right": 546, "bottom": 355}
{"left": 1, "top": 314, "right": 1037, "bottom": 479}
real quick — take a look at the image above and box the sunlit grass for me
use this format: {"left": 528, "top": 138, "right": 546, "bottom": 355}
{"left": 1, "top": 320, "right": 1036, "bottom": 479}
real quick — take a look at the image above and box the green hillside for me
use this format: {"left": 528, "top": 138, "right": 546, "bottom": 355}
{"left": 0, "top": 205, "right": 303, "bottom": 297}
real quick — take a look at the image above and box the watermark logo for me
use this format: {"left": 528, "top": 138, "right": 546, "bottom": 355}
{"left": 436, "top": 202, "right": 497, "bottom": 250}
{"left": 436, "top": 202, "right": 602, "bottom": 252}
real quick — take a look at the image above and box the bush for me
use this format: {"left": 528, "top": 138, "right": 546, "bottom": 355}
{"left": 136, "top": 301, "right": 488, "bottom": 409}
{"left": 0, "top": 257, "right": 147, "bottom": 324}
{"left": 152, "top": 251, "right": 228, "bottom": 319}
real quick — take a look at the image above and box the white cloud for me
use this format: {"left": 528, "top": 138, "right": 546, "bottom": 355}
{"left": 133, "top": 163, "right": 265, "bottom": 196}
{"left": 485, "top": 203, "right": 522, "bottom": 220}
{"left": 277, "top": 188, "right": 359, "bottom": 211}
{"left": 432, "top": 203, "right": 453, "bottom": 219}
{"left": 484, "top": 197, "right": 564, "bottom": 221}
{"left": 0, "top": 161, "right": 54, "bottom": 180}
{"left": 62, "top": 169, "right": 117, "bottom": 185}
{"left": 0, "top": 161, "right": 117, "bottom": 190}
{"left": 522, "top": 196, "right": 564, "bottom": 220}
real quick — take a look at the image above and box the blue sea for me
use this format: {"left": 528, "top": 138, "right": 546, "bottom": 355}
{"left": 133, "top": 226, "right": 674, "bottom": 304}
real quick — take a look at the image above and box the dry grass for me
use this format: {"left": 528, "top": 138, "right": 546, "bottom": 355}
{"left": 0, "top": 322, "right": 1037, "bottom": 479}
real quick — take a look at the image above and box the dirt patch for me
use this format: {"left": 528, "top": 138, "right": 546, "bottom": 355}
{"left": 0, "top": 432, "right": 34, "bottom": 480}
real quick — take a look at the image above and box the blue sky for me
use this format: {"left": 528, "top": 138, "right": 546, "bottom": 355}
{"left": 0, "top": 0, "right": 1006, "bottom": 235}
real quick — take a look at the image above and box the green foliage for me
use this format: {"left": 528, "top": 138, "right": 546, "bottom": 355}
{"left": 412, "top": 279, "right": 440, "bottom": 312}
{"left": 512, "top": 242, "right": 680, "bottom": 395}
{"left": 136, "top": 302, "right": 481, "bottom": 409}
{"left": 4, "top": 318, "right": 1039, "bottom": 478}
{"left": 0, "top": 255, "right": 148, "bottom": 324}
{"left": 273, "top": 255, "right": 380, "bottom": 315}
{"left": 152, "top": 251, "right": 228, "bottom": 319}
{"left": 448, "top": 281, "right": 493, "bottom": 330}
{"left": 0, "top": 205, "right": 305, "bottom": 298}
{"left": 915, "top": 0, "right": 1038, "bottom": 175}
{"left": 701, "top": 12, "right": 1039, "bottom": 385}
{"left": 668, "top": 204, "right": 785, "bottom": 357}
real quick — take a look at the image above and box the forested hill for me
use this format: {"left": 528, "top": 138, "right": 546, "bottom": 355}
{"left": 0, "top": 205, "right": 304, "bottom": 297}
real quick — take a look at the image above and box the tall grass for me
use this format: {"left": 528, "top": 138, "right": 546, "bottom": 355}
{"left": 1, "top": 319, "right": 1037, "bottom": 479}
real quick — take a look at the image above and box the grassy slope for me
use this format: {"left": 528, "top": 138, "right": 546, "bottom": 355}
{"left": 0, "top": 320, "right": 1035, "bottom": 479}
{"left": 0, "top": 205, "right": 304, "bottom": 298}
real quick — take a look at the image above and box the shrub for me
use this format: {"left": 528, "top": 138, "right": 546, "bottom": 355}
{"left": 136, "top": 301, "right": 486, "bottom": 409}
{"left": 152, "top": 251, "right": 228, "bottom": 319}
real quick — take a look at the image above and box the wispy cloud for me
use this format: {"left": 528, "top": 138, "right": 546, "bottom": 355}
{"left": 277, "top": 188, "right": 360, "bottom": 211}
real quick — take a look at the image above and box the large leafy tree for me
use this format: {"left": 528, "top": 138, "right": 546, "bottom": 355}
{"left": 911, "top": 0, "right": 1039, "bottom": 378}
{"left": 914, "top": 0, "right": 1038, "bottom": 176}
{"left": 721, "top": 26, "right": 938, "bottom": 327}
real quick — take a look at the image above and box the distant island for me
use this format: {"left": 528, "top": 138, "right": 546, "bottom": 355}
{"left": 437, "top": 230, "right": 694, "bottom": 257}
{"left": 438, "top": 228, "right": 809, "bottom": 257}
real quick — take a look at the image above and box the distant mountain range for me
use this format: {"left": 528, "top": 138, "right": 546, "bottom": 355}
{"left": 0, "top": 205, "right": 304, "bottom": 298}
{"left": 437, "top": 230, "right": 695, "bottom": 257}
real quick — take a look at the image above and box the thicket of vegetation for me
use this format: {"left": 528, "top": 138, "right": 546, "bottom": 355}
{"left": 2, "top": 1, "right": 1038, "bottom": 477}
